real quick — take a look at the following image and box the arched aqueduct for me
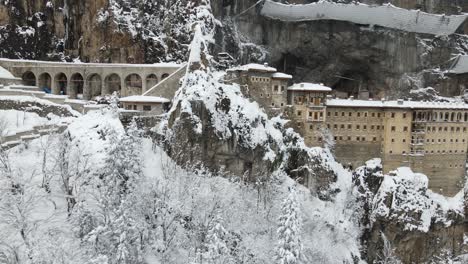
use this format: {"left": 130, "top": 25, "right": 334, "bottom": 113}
{"left": 0, "top": 59, "right": 182, "bottom": 100}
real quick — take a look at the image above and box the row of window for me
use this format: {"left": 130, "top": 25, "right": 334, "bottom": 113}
{"left": 388, "top": 150, "right": 466, "bottom": 155}
{"left": 328, "top": 111, "right": 398, "bottom": 118}
{"left": 273, "top": 85, "right": 286, "bottom": 93}
{"left": 251, "top": 77, "right": 270, "bottom": 83}
{"left": 327, "top": 123, "right": 386, "bottom": 131}
{"left": 332, "top": 136, "right": 379, "bottom": 142}
{"left": 426, "top": 126, "right": 467, "bottom": 133}
{"left": 124, "top": 104, "right": 152, "bottom": 111}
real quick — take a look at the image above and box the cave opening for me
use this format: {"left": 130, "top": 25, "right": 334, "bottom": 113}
{"left": 331, "top": 71, "right": 372, "bottom": 99}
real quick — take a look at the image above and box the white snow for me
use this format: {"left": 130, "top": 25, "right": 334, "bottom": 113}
{"left": 288, "top": 82, "right": 332, "bottom": 92}
{"left": 272, "top": 72, "right": 293, "bottom": 79}
{"left": 261, "top": 0, "right": 468, "bottom": 35}
{"left": 0, "top": 110, "right": 72, "bottom": 136}
{"left": 327, "top": 98, "right": 468, "bottom": 109}
{"left": 371, "top": 165, "right": 464, "bottom": 232}
{"left": 119, "top": 95, "right": 170, "bottom": 103}
{"left": 449, "top": 55, "right": 468, "bottom": 74}
{"left": 0, "top": 66, "right": 16, "bottom": 79}
{"left": 228, "top": 63, "right": 277, "bottom": 73}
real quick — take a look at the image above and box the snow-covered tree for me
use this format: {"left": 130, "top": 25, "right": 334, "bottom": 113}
{"left": 275, "top": 186, "right": 304, "bottom": 264}
{"left": 82, "top": 122, "right": 146, "bottom": 264}
{"left": 204, "top": 210, "right": 229, "bottom": 264}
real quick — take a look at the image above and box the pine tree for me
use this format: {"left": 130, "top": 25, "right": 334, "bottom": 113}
{"left": 275, "top": 186, "right": 304, "bottom": 264}
{"left": 84, "top": 123, "right": 146, "bottom": 264}
{"left": 205, "top": 211, "right": 229, "bottom": 264}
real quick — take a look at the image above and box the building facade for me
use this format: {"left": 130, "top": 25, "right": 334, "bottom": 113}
{"left": 228, "top": 64, "right": 467, "bottom": 196}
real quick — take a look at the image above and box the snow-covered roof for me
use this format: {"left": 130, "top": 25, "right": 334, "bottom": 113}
{"left": 119, "top": 95, "right": 170, "bottom": 103}
{"left": 272, "top": 72, "right": 293, "bottom": 79}
{"left": 449, "top": 55, "right": 468, "bottom": 74}
{"left": 228, "top": 63, "right": 277, "bottom": 73}
{"left": 0, "top": 66, "right": 17, "bottom": 80}
{"left": 326, "top": 98, "right": 468, "bottom": 109}
{"left": 288, "top": 83, "right": 332, "bottom": 92}
{"left": 261, "top": 0, "right": 468, "bottom": 35}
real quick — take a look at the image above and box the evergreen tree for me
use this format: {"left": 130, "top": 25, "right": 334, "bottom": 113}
{"left": 275, "top": 186, "right": 304, "bottom": 264}
{"left": 84, "top": 122, "right": 146, "bottom": 264}
{"left": 205, "top": 211, "right": 229, "bottom": 264}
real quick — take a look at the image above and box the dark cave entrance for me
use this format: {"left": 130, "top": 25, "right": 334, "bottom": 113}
{"left": 331, "top": 71, "right": 372, "bottom": 99}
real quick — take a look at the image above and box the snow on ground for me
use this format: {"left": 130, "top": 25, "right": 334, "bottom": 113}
{"left": 0, "top": 107, "right": 365, "bottom": 263}
{"left": 261, "top": 0, "right": 467, "bottom": 35}
{"left": 0, "top": 110, "right": 73, "bottom": 136}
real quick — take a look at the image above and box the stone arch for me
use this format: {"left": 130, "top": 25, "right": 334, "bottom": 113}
{"left": 87, "top": 74, "right": 102, "bottom": 99}
{"left": 54, "top": 73, "right": 68, "bottom": 95}
{"left": 22, "top": 71, "right": 36, "bottom": 86}
{"left": 161, "top": 73, "right": 170, "bottom": 80}
{"left": 38, "top": 73, "right": 52, "bottom": 92}
{"left": 465, "top": 112, "right": 468, "bottom": 122}
{"left": 457, "top": 112, "right": 462, "bottom": 121}
{"left": 125, "top": 73, "right": 142, "bottom": 96}
{"left": 105, "top": 74, "right": 121, "bottom": 95}
{"left": 146, "top": 74, "right": 158, "bottom": 90}
{"left": 439, "top": 112, "right": 443, "bottom": 121}
{"left": 450, "top": 112, "right": 455, "bottom": 122}
{"left": 445, "top": 112, "right": 449, "bottom": 121}
{"left": 70, "top": 73, "right": 84, "bottom": 99}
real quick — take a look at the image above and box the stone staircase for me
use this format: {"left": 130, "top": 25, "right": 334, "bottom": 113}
{"left": 1, "top": 123, "right": 69, "bottom": 150}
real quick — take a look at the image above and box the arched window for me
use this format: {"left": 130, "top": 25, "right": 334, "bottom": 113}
{"left": 70, "top": 73, "right": 84, "bottom": 99}
{"left": 38, "top": 73, "right": 52, "bottom": 92}
{"left": 161, "top": 73, "right": 170, "bottom": 80}
{"left": 146, "top": 74, "right": 158, "bottom": 89}
{"left": 125, "top": 73, "right": 143, "bottom": 96}
{"left": 54, "top": 73, "right": 68, "bottom": 95}
{"left": 105, "top": 74, "right": 121, "bottom": 95}
{"left": 87, "top": 74, "right": 102, "bottom": 99}
{"left": 22, "top": 71, "right": 36, "bottom": 86}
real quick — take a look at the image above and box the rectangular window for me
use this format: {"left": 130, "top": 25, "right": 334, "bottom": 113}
{"left": 372, "top": 113, "right": 375, "bottom": 117}
{"left": 391, "top": 126, "right": 396, "bottom": 132}
{"left": 349, "top": 112, "right": 352, "bottom": 117}
{"left": 143, "top": 105, "right": 152, "bottom": 111}
{"left": 373, "top": 137, "right": 377, "bottom": 141}
{"left": 357, "top": 113, "right": 361, "bottom": 117}
{"left": 363, "top": 125, "right": 367, "bottom": 130}
{"left": 356, "top": 125, "right": 360, "bottom": 130}
{"left": 335, "top": 112, "right": 338, "bottom": 116}
{"left": 341, "top": 112, "right": 345, "bottom": 116}
{"left": 297, "top": 111, "right": 302, "bottom": 116}
{"left": 371, "top": 125, "right": 375, "bottom": 130}
{"left": 341, "top": 124, "right": 345, "bottom": 129}
{"left": 403, "top": 113, "right": 407, "bottom": 118}
{"left": 274, "top": 85, "right": 279, "bottom": 92}
{"left": 348, "top": 124, "right": 352, "bottom": 129}
{"left": 391, "top": 113, "right": 395, "bottom": 118}
{"left": 133, "top": 105, "right": 137, "bottom": 110}
{"left": 334, "top": 124, "right": 338, "bottom": 129}
{"left": 403, "top": 126, "right": 408, "bottom": 132}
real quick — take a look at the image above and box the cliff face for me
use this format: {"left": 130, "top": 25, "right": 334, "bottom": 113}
{"left": 0, "top": 0, "right": 196, "bottom": 63}
{"left": 211, "top": 0, "right": 468, "bottom": 99}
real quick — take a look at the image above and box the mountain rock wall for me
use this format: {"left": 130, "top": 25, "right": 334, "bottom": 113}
{"left": 212, "top": 0, "right": 468, "bottom": 99}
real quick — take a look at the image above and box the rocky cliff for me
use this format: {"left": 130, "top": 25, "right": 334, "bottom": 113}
{"left": 212, "top": 0, "right": 468, "bottom": 99}
{"left": 0, "top": 0, "right": 198, "bottom": 63}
